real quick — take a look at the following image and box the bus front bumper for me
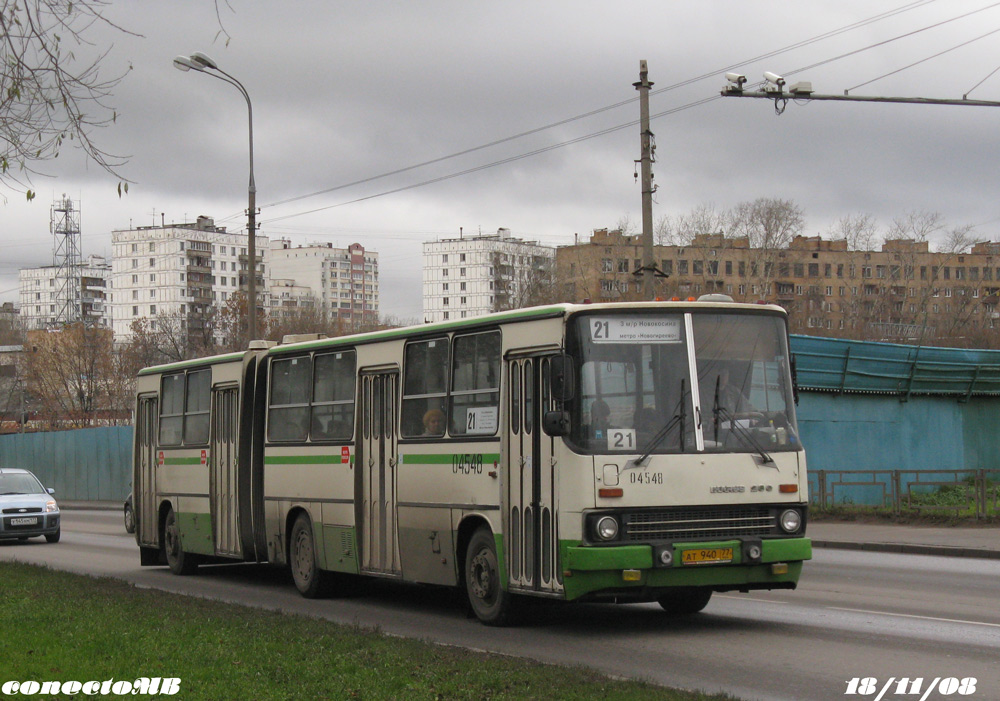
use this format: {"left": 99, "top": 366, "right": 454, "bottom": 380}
{"left": 559, "top": 537, "right": 811, "bottom": 601}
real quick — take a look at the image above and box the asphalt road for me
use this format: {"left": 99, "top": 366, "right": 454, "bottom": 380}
{"left": 3, "top": 510, "right": 999, "bottom": 701}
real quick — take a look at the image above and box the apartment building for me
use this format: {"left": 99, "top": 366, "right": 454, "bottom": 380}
{"left": 268, "top": 240, "right": 379, "bottom": 328}
{"left": 422, "top": 228, "right": 555, "bottom": 323}
{"left": 556, "top": 229, "right": 1000, "bottom": 345}
{"left": 109, "top": 216, "right": 268, "bottom": 342}
{"left": 18, "top": 255, "right": 111, "bottom": 330}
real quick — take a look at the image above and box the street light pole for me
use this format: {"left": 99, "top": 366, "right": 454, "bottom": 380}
{"left": 173, "top": 52, "right": 259, "bottom": 341}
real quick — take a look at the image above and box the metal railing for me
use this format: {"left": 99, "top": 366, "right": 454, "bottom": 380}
{"left": 809, "top": 469, "right": 1000, "bottom": 518}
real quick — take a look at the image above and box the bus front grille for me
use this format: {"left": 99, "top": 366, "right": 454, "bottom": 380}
{"left": 622, "top": 507, "right": 776, "bottom": 541}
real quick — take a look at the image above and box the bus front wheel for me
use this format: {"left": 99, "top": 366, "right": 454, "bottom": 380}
{"left": 290, "top": 513, "right": 330, "bottom": 599}
{"left": 465, "top": 527, "right": 516, "bottom": 626}
{"left": 163, "top": 508, "right": 198, "bottom": 575}
{"left": 657, "top": 587, "right": 712, "bottom": 615}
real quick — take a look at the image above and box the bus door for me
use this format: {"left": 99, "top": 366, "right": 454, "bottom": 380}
{"left": 135, "top": 394, "right": 158, "bottom": 546}
{"left": 210, "top": 385, "right": 241, "bottom": 557}
{"left": 506, "top": 354, "right": 561, "bottom": 594}
{"left": 358, "top": 370, "right": 401, "bottom": 576}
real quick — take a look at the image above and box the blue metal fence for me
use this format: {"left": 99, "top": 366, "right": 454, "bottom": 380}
{"left": 0, "top": 426, "right": 132, "bottom": 501}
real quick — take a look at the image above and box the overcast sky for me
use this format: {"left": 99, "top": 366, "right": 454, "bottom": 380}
{"left": 4, "top": 1, "right": 1000, "bottom": 321}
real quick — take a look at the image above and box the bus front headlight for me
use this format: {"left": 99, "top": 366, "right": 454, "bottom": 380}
{"left": 595, "top": 516, "right": 619, "bottom": 541}
{"left": 779, "top": 509, "right": 801, "bottom": 533}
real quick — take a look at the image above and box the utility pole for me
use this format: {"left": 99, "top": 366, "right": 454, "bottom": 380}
{"left": 634, "top": 60, "right": 657, "bottom": 300}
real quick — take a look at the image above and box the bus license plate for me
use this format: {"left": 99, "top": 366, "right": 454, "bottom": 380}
{"left": 681, "top": 548, "right": 733, "bottom": 565}
{"left": 10, "top": 517, "right": 38, "bottom": 526}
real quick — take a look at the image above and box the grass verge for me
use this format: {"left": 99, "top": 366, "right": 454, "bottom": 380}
{"left": 0, "top": 562, "right": 735, "bottom": 700}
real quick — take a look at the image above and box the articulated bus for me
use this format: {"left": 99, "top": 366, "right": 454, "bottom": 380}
{"left": 132, "top": 299, "right": 811, "bottom": 625}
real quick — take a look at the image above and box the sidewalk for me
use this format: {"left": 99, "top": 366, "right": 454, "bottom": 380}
{"left": 808, "top": 521, "right": 1000, "bottom": 560}
{"left": 59, "top": 501, "right": 1000, "bottom": 560}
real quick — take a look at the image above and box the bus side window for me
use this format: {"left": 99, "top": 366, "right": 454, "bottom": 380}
{"left": 401, "top": 338, "right": 449, "bottom": 438}
{"left": 268, "top": 356, "right": 311, "bottom": 442}
{"left": 183, "top": 369, "right": 211, "bottom": 445}
{"left": 449, "top": 331, "right": 500, "bottom": 436}
{"left": 312, "top": 351, "right": 356, "bottom": 441}
{"left": 159, "top": 373, "right": 184, "bottom": 446}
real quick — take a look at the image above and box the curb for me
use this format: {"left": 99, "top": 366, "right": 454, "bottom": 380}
{"left": 811, "top": 539, "right": 1000, "bottom": 560}
{"left": 60, "top": 502, "right": 120, "bottom": 511}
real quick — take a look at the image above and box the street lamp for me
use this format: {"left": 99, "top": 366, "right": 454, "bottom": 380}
{"left": 173, "top": 52, "right": 259, "bottom": 341}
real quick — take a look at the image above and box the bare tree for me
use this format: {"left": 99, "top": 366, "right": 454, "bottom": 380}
{"left": 672, "top": 203, "right": 727, "bottom": 246}
{"left": 24, "top": 324, "right": 127, "bottom": 427}
{"left": 887, "top": 210, "right": 945, "bottom": 243}
{"left": 727, "top": 198, "right": 805, "bottom": 302}
{"left": 1, "top": 0, "right": 136, "bottom": 198}
{"left": 827, "top": 213, "right": 881, "bottom": 251}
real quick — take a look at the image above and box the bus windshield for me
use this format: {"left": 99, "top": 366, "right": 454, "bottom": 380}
{"left": 565, "top": 311, "right": 799, "bottom": 456}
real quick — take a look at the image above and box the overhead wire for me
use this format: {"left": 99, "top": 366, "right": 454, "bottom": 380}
{"left": 964, "top": 63, "right": 1000, "bottom": 97}
{"left": 217, "top": 0, "right": 944, "bottom": 226}
{"left": 847, "top": 25, "right": 1000, "bottom": 92}
{"left": 264, "top": 0, "right": 987, "bottom": 227}
{"left": 240, "top": 0, "right": 1000, "bottom": 231}
{"left": 775, "top": 1, "right": 1000, "bottom": 86}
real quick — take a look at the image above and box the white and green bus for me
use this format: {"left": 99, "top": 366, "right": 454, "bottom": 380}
{"left": 132, "top": 299, "right": 811, "bottom": 625}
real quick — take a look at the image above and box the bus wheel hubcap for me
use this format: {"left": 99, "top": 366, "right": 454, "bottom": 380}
{"left": 471, "top": 551, "right": 493, "bottom": 599}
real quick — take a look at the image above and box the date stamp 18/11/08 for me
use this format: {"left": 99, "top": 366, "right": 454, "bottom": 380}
{"left": 845, "top": 677, "right": 978, "bottom": 700}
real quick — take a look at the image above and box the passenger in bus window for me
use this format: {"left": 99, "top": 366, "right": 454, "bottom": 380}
{"left": 589, "top": 399, "right": 611, "bottom": 438}
{"left": 422, "top": 408, "right": 445, "bottom": 437}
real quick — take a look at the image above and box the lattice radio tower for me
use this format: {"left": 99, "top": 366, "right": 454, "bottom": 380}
{"left": 50, "top": 195, "right": 82, "bottom": 326}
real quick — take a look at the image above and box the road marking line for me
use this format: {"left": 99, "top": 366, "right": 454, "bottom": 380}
{"left": 829, "top": 606, "right": 1000, "bottom": 628}
{"left": 716, "top": 595, "right": 788, "bottom": 604}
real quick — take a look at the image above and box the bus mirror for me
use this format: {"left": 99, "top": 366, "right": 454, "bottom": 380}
{"left": 549, "top": 355, "right": 575, "bottom": 402}
{"left": 543, "top": 410, "right": 571, "bottom": 436}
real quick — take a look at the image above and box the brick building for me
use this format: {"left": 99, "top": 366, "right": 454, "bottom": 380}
{"left": 555, "top": 229, "right": 1000, "bottom": 345}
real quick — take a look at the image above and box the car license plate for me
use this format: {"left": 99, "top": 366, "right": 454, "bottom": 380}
{"left": 10, "top": 517, "right": 38, "bottom": 526}
{"left": 681, "top": 547, "right": 733, "bottom": 565}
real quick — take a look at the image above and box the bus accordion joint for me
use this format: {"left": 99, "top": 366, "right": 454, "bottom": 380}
{"left": 598, "top": 487, "right": 623, "bottom": 498}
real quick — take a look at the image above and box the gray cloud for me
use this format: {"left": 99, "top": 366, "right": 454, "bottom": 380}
{"left": 3, "top": 1, "right": 1000, "bottom": 318}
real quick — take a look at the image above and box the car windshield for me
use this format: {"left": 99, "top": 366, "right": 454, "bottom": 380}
{"left": 0, "top": 473, "right": 45, "bottom": 495}
{"left": 565, "top": 310, "right": 799, "bottom": 455}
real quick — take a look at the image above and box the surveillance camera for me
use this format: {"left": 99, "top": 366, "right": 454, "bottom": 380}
{"left": 725, "top": 72, "right": 747, "bottom": 86}
{"left": 763, "top": 71, "right": 785, "bottom": 87}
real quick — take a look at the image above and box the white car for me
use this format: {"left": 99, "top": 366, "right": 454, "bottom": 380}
{"left": 0, "top": 468, "right": 61, "bottom": 543}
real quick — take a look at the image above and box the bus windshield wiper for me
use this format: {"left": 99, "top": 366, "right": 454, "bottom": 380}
{"left": 627, "top": 380, "right": 686, "bottom": 469}
{"left": 714, "top": 403, "right": 775, "bottom": 466}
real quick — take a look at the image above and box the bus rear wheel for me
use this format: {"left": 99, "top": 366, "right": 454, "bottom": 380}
{"left": 163, "top": 508, "right": 198, "bottom": 575}
{"left": 290, "top": 513, "right": 330, "bottom": 599}
{"left": 657, "top": 587, "right": 712, "bottom": 615}
{"left": 465, "top": 527, "right": 516, "bottom": 626}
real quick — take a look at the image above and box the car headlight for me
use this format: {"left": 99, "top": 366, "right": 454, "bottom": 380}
{"left": 45, "top": 500, "right": 58, "bottom": 513}
{"left": 779, "top": 509, "right": 801, "bottom": 533}
{"left": 595, "top": 515, "right": 619, "bottom": 541}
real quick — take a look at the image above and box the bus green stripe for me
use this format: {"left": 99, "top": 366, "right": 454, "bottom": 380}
{"left": 264, "top": 454, "right": 353, "bottom": 465}
{"left": 401, "top": 453, "right": 501, "bottom": 465}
